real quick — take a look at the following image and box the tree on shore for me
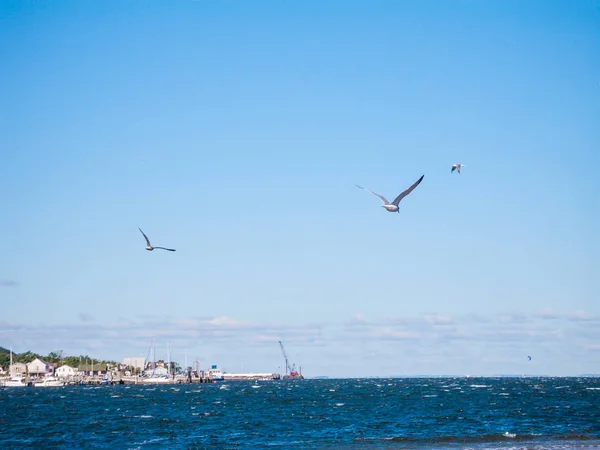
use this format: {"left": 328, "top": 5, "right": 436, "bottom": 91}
{"left": 0, "top": 346, "right": 117, "bottom": 370}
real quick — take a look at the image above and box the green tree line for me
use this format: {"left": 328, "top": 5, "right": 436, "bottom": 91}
{"left": 0, "top": 346, "right": 116, "bottom": 369}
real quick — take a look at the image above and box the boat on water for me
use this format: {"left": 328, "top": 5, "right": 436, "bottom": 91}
{"left": 34, "top": 376, "right": 66, "bottom": 387}
{"left": 282, "top": 372, "right": 304, "bottom": 380}
{"left": 2, "top": 375, "right": 29, "bottom": 387}
{"left": 208, "top": 365, "right": 224, "bottom": 381}
{"left": 138, "top": 338, "right": 177, "bottom": 384}
{"left": 141, "top": 375, "right": 171, "bottom": 384}
{"left": 278, "top": 341, "right": 305, "bottom": 379}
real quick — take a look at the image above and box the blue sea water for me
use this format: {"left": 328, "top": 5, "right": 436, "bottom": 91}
{"left": 1, "top": 377, "right": 599, "bottom": 449}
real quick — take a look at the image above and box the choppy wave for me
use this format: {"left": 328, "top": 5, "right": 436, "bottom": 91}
{"left": 1, "top": 377, "right": 599, "bottom": 449}
{"left": 355, "top": 433, "right": 600, "bottom": 450}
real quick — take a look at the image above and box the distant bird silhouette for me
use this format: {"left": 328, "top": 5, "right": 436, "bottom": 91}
{"left": 527, "top": 356, "right": 532, "bottom": 361}
{"left": 451, "top": 164, "right": 464, "bottom": 174}
{"left": 355, "top": 175, "right": 424, "bottom": 213}
{"left": 138, "top": 227, "right": 176, "bottom": 252}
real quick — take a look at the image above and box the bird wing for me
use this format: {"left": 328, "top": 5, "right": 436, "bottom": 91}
{"left": 391, "top": 175, "right": 424, "bottom": 206}
{"left": 354, "top": 184, "right": 389, "bottom": 204}
{"left": 451, "top": 166, "right": 456, "bottom": 172}
{"left": 154, "top": 247, "right": 176, "bottom": 252}
{"left": 138, "top": 227, "right": 152, "bottom": 246}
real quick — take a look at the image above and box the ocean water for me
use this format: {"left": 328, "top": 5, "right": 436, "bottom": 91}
{"left": 1, "top": 377, "right": 599, "bottom": 449}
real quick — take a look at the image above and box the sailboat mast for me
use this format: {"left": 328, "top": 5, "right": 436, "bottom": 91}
{"left": 167, "top": 340, "right": 171, "bottom": 376}
{"left": 152, "top": 338, "right": 155, "bottom": 375}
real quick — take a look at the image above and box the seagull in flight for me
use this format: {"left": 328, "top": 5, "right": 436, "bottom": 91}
{"left": 355, "top": 175, "right": 424, "bottom": 213}
{"left": 138, "top": 227, "right": 176, "bottom": 252}
{"left": 451, "top": 164, "right": 464, "bottom": 174}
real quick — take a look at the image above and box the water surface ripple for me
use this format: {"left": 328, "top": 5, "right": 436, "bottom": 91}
{"left": 1, "top": 377, "right": 599, "bottom": 449}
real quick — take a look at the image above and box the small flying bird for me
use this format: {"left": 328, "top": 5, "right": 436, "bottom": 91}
{"left": 527, "top": 356, "right": 532, "bottom": 361}
{"left": 138, "top": 227, "right": 176, "bottom": 252}
{"left": 355, "top": 175, "right": 424, "bottom": 213}
{"left": 451, "top": 164, "right": 464, "bottom": 174}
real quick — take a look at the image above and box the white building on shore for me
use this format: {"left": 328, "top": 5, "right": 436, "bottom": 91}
{"left": 123, "top": 357, "right": 146, "bottom": 371}
{"left": 55, "top": 365, "right": 77, "bottom": 379}
{"left": 27, "top": 358, "right": 53, "bottom": 378}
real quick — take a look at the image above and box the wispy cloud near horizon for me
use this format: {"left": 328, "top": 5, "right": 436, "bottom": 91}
{"left": 1, "top": 309, "right": 598, "bottom": 376}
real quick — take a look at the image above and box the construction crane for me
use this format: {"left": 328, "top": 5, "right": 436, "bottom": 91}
{"left": 278, "top": 340, "right": 299, "bottom": 377}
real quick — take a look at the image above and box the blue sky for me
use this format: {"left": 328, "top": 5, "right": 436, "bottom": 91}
{"left": 1, "top": 0, "right": 599, "bottom": 377}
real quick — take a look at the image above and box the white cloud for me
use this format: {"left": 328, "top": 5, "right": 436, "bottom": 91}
{"left": 421, "top": 313, "right": 453, "bottom": 325}
{"left": 207, "top": 316, "right": 244, "bottom": 327}
{"left": 1, "top": 310, "right": 599, "bottom": 376}
{"left": 537, "top": 308, "right": 559, "bottom": 319}
{"left": 377, "top": 328, "right": 422, "bottom": 340}
{"left": 569, "top": 310, "right": 598, "bottom": 322}
{"left": 349, "top": 314, "right": 368, "bottom": 325}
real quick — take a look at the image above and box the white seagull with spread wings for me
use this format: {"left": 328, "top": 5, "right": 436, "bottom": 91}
{"left": 451, "top": 164, "right": 464, "bottom": 174}
{"left": 355, "top": 175, "right": 424, "bottom": 213}
{"left": 138, "top": 227, "right": 176, "bottom": 252}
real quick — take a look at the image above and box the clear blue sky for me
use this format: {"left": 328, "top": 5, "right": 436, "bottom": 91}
{"left": 1, "top": 0, "right": 599, "bottom": 377}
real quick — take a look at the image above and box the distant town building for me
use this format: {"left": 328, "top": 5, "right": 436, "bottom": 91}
{"left": 123, "top": 357, "right": 146, "bottom": 371}
{"left": 77, "top": 364, "right": 107, "bottom": 377}
{"left": 55, "top": 365, "right": 77, "bottom": 379}
{"left": 0, "top": 366, "right": 5, "bottom": 375}
{"left": 27, "top": 358, "right": 52, "bottom": 377}
{"left": 9, "top": 362, "right": 27, "bottom": 375}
